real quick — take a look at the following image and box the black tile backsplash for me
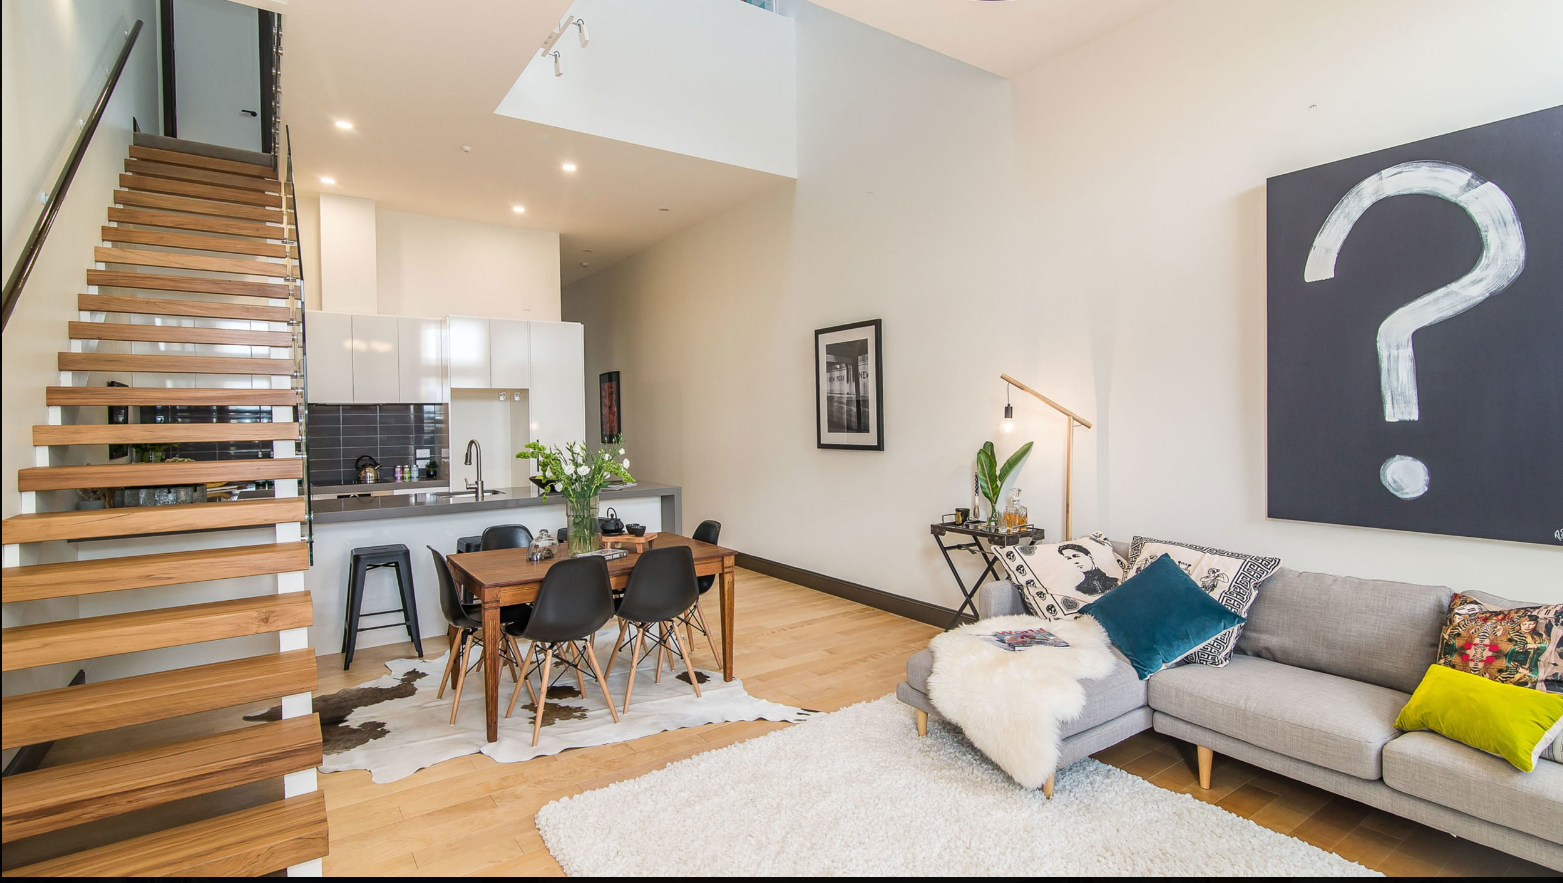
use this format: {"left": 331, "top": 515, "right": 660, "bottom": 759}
{"left": 137, "top": 405, "right": 275, "bottom": 461}
{"left": 306, "top": 404, "right": 447, "bottom": 486}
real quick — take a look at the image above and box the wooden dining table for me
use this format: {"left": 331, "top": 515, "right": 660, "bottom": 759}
{"left": 447, "top": 533, "right": 738, "bottom": 742}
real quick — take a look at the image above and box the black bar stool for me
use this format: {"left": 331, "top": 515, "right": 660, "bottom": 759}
{"left": 342, "top": 543, "right": 423, "bottom": 669}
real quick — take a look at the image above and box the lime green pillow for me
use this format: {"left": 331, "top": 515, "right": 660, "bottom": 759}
{"left": 1396, "top": 664, "right": 1563, "bottom": 772}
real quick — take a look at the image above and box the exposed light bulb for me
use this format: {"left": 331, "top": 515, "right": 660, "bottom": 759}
{"left": 1002, "top": 403, "right": 1015, "bottom": 433}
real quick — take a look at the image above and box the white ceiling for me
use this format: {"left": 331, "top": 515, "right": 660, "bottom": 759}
{"left": 276, "top": 0, "right": 790, "bottom": 286}
{"left": 809, "top": 0, "right": 1170, "bottom": 79}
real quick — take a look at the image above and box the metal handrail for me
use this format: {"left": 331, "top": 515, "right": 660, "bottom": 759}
{"left": 1, "top": 20, "right": 143, "bottom": 332}
{"left": 283, "top": 126, "right": 315, "bottom": 562}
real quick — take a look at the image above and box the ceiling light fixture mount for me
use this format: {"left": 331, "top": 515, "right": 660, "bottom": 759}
{"left": 541, "top": 15, "right": 590, "bottom": 76}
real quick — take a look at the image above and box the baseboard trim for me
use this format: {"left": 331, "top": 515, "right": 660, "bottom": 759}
{"left": 736, "top": 554, "right": 960, "bottom": 628}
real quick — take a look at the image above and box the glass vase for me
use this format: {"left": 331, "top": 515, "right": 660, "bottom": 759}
{"left": 565, "top": 492, "right": 601, "bottom": 556}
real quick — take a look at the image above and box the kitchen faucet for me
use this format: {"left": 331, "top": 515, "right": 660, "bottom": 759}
{"left": 464, "top": 439, "right": 484, "bottom": 499}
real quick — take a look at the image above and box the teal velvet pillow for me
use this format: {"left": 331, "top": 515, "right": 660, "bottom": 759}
{"left": 1080, "top": 554, "right": 1247, "bottom": 679}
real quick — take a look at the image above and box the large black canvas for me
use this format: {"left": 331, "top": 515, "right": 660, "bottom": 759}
{"left": 1266, "top": 106, "right": 1562, "bottom": 546}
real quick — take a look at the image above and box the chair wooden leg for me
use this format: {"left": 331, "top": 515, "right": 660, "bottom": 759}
{"left": 685, "top": 617, "right": 699, "bottom": 665}
{"left": 623, "top": 627, "right": 646, "bottom": 714}
{"left": 523, "top": 641, "right": 539, "bottom": 705}
{"left": 605, "top": 620, "right": 629, "bottom": 675}
{"left": 695, "top": 596, "right": 719, "bottom": 660}
{"left": 531, "top": 647, "right": 554, "bottom": 747}
{"left": 566, "top": 642, "right": 587, "bottom": 695}
{"left": 671, "top": 621, "right": 701, "bottom": 698}
{"left": 449, "top": 633, "right": 476, "bottom": 725}
{"left": 445, "top": 625, "right": 461, "bottom": 690}
{"left": 436, "top": 630, "right": 463, "bottom": 700}
{"left": 1197, "top": 745, "right": 1213, "bottom": 790}
{"left": 503, "top": 635, "right": 520, "bottom": 683}
{"left": 581, "top": 641, "right": 621, "bottom": 723}
{"left": 654, "top": 622, "right": 666, "bottom": 684}
{"left": 1042, "top": 775, "right": 1055, "bottom": 800}
{"left": 915, "top": 708, "right": 928, "bottom": 737}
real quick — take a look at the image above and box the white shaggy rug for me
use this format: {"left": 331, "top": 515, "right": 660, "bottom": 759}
{"left": 317, "top": 631, "right": 810, "bottom": 783}
{"left": 535, "top": 696, "right": 1381, "bottom": 876}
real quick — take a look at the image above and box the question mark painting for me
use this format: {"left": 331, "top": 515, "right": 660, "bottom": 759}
{"left": 1304, "top": 161, "right": 1526, "bottom": 500}
{"left": 1265, "top": 106, "right": 1561, "bottom": 546}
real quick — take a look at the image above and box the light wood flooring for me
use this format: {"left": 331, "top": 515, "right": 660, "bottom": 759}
{"left": 20, "top": 569, "right": 1557, "bottom": 877}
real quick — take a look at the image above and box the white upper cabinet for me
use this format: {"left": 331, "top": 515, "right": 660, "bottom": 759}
{"left": 528, "top": 320, "right": 585, "bottom": 447}
{"left": 349, "top": 314, "right": 400, "bottom": 403}
{"left": 397, "top": 317, "right": 445, "bottom": 404}
{"left": 489, "top": 319, "right": 532, "bottom": 389}
{"left": 447, "top": 316, "right": 492, "bottom": 389}
{"left": 304, "top": 311, "right": 354, "bottom": 403}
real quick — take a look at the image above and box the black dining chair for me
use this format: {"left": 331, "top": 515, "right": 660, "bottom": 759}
{"left": 608, "top": 545, "right": 703, "bottom": 714}
{"left": 504, "top": 556, "right": 620, "bottom": 746}
{"left": 428, "top": 546, "right": 528, "bottom": 725}
{"left": 674, "top": 520, "right": 723, "bottom": 663}
{"left": 480, "top": 523, "right": 534, "bottom": 551}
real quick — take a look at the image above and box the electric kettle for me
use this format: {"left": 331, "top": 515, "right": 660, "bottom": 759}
{"left": 355, "top": 455, "right": 381, "bottom": 484}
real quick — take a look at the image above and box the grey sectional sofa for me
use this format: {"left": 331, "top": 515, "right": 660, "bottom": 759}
{"left": 896, "top": 550, "right": 1563, "bottom": 871}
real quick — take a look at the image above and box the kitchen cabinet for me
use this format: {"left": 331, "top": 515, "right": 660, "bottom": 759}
{"left": 397, "top": 317, "right": 445, "bottom": 404}
{"left": 489, "top": 318, "right": 532, "bottom": 389}
{"left": 528, "top": 320, "right": 585, "bottom": 448}
{"left": 447, "top": 316, "right": 491, "bottom": 389}
{"left": 304, "top": 311, "right": 354, "bottom": 403}
{"left": 350, "top": 314, "right": 400, "bottom": 403}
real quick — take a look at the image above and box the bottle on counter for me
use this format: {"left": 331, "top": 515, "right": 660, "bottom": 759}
{"left": 394, "top": 465, "right": 404, "bottom": 482}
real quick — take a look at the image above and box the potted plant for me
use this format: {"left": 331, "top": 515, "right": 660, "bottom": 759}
{"left": 975, "top": 440, "right": 1032, "bottom": 529}
{"left": 131, "top": 442, "right": 180, "bottom": 463}
{"left": 517, "top": 438, "right": 634, "bottom": 557}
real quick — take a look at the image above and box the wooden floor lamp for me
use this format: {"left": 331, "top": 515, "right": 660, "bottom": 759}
{"left": 1001, "top": 374, "right": 1093, "bottom": 541}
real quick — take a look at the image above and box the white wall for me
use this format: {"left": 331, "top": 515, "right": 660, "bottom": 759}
{"left": 496, "top": 0, "right": 797, "bottom": 178}
{"left": 1008, "top": 0, "right": 1562, "bottom": 599}
{"left": 1, "top": 0, "right": 160, "bottom": 709}
{"left": 567, "top": 0, "right": 1562, "bottom": 611}
{"left": 318, "top": 193, "right": 378, "bottom": 313}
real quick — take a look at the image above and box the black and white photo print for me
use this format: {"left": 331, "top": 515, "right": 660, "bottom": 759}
{"left": 815, "top": 319, "right": 884, "bottom": 450}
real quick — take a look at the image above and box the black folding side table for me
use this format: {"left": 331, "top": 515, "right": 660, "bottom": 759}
{"left": 929, "top": 522, "right": 1045, "bottom": 630}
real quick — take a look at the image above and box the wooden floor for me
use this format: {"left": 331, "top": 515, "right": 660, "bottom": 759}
{"left": 24, "top": 569, "right": 1555, "bottom": 876}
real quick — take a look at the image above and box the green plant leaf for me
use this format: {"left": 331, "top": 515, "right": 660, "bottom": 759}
{"left": 997, "top": 442, "right": 1033, "bottom": 485}
{"left": 976, "top": 445, "right": 998, "bottom": 503}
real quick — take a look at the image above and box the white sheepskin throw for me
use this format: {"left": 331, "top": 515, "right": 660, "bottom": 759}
{"left": 926, "top": 614, "right": 1116, "bottom": 790}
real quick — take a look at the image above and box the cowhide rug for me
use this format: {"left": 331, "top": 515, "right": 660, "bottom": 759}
{"left": 249, "top": 630, "right": 810, "bottom": 783}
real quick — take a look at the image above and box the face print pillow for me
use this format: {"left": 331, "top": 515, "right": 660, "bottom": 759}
{"left": 995, "top": 532, "right": 1128, "bottom": 621}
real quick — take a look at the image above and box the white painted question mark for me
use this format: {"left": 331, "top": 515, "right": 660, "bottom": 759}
{"left": 1304, "top": 160, "right": 1526, "bottom": 500}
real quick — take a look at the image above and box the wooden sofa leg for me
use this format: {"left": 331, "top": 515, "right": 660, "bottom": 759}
{"left": 915, "top": 709, "right": 929, "bottom": 737}
{"left": 1042, "top": 775, "right": 1055, "bottom": 800}
{"left": 1197, "top": 745, "right": 1214, "bottom": 790}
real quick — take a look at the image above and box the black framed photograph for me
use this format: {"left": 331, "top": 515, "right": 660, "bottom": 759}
{"left": 815, "top": 319, "right": 883, "bottom": 450}
{"left": 599, "top": 371, "right": 621, "bottom": 444}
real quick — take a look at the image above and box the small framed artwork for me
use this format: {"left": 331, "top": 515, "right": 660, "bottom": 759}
{"left": 599, "top": 371, "right": 621, "bottom": 443}
{"left": 815, "top": 319, "right": 884, "bottom": 450}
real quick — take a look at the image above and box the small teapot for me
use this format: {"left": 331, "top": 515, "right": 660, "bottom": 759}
{"left": 527, "top": 529, "right": 557, "bottom": 562}
{"left": 599, "top": 507, "right": 625, "bottom": 536}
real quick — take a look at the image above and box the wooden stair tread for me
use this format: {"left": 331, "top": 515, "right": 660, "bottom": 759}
{"left": 128, "top": 143, "right": 278, "bottom": 179}
{"left": 1, "top": 715, "right": 322, "bottom": 843}
{"left": 33, "top": 422, "right": 299, "bottom": 446}
{"left": 59, "top": 351, "right": 294, "bottom": 375}
{"left": 102, "top": 225, "right": 294, "bottom": 258}
{"left": 86, "top": 269, "right": 291, "bottom": 299}
{"left": 0, "top": 591, "right": 313, "bottom": 671}
{"left": 107, "top": 206, "right": 283, "bottom": 240}
{"left": 113, "top": 189, "right": 284, "bottom": 224}
{"left": 78, "top": 293, "right": 292, "bottom": 322}
{"left": 3, "top": 542, "right": 311, "bottom": 605}
{"left": 1, "top": 791, "right": 326, "bottom": 878}
{"left": 0, "top": 497, "right": 306, "bottom": 546}
{"left": 18, "top": 459, "right": 302, "bottom": 492}
{"left": 123, "top": 158, "right": 281, "bottom": 193}
{"left": 46, "top": 386, "right": 298, "bottom": 407}
{"left": 0, "top": 648, "right": 315, "bottom": 749}
{"left": 119, "top": 174, "right": 284, "bottom": 208}
{"left": 67, "top": 320, "right": 293, "bottom": 347}
{"left": 94, "top": 246, "right": 291, "bottom": 278}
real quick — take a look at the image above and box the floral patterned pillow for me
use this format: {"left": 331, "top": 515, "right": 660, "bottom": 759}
{"left": 1437, "top": 593, "right": 1563, "bottom": 763}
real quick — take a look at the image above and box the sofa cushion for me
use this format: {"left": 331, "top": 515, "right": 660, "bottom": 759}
{"left": 905, "top": 645, "right": 1146, "bottom": 737}
{"left": 1383, "top": 731, "right": 1563, "bottom": 844}
{"left": 1148, "top": 654, "right": 1407, "bottom": 779}
{"left": 1236, "top": 568, "right": 1452, "bottom": 694}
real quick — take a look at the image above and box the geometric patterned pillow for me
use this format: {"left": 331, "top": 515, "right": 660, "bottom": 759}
{"left": 1124, "top": 536, "right": 1281, "bottom": 668}
{"left": 1437, "top": 593, "right": 1563, "bottom": 763}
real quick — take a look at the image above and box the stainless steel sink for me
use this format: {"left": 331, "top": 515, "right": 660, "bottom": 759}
{"left": 431, "top": 489, "right": 507, "bottom": 498}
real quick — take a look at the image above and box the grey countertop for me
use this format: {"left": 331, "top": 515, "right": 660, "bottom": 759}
{"left": 310, "top": 481, "right": 681, "bottom": 524}
{"left": 310, "top": 478, "right": 448, "bottom": 495}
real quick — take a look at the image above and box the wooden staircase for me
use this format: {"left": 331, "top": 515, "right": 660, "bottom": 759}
{"left": 1, "top": 135, "right": 326, "bottom": 876}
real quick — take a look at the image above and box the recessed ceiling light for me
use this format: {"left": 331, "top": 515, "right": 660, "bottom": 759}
{"left": 319, "top": 176, "right": 336, "bottom": 185}
{"left": 512, "top": 205, "right": 526, "bottom": 213}
{"left": 334, "top": 120, "right": 353, "bottom": 130}
{"left": 580, "top": 261, "right": 591, "bottom": 267}
{"left": 561, "top": 162, "right": 578, "bottom": 173}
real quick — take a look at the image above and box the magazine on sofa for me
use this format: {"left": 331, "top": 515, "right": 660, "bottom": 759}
{"left": 978, "top": 627, "right": 1071, "bottom": 652}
